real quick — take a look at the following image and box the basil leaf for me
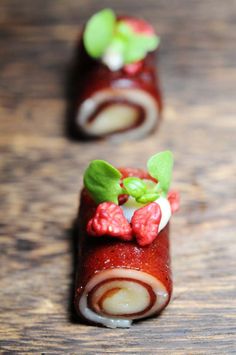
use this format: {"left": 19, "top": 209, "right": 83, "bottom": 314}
{"left": 139, "top": 34, "right": 160, "bottom": 52}
{"left": 84, "top": 160, "right": 122, "bottom": 204}
{"left": 136, "top": 192, "right": 160, "bottom": 204}
{"left": 147, "top": 151, "right": 174, "bottom": 195}
{"left": 123, "top": 177, "right": 147, "bottom": 198}
{"left": 116, "top": 21, "right": 134, "bottom": 40}
{"left": 83, "top": 9, "right": 116, "bottom": 58}
{"left": 124, "top": 38, "right": 146, "bottom": 63}
{"left": 123, "top": 34, "right": 159, "bottom": 63}
{"left": 116, "top": 21, "right": 160, "bottom": 64}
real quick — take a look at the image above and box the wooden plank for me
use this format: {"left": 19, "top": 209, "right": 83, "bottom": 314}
{"left": 0, "top": 0, "right": 236, "bottom": 353}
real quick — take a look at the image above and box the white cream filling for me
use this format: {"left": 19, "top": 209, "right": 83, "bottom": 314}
{"left": 84, "top": 104, "right": 139, "bottom": 135}
{"left": 92, "top": 280, "right": 150, "bottom": 315}
{"left": 102, "top": 50, "right": 124, "bottom": 71}
{"left": 79, "top": 268, "right": 168, "bottom": 328}
{"left": 121, "top": 195, "right": 171, "bottom": 233}
{"left": 76, "top": 89, "right": 159, "bottom": 141}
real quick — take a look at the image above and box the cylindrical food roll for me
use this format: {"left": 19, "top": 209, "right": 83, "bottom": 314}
{"left": 74, "top": 153, "right": 179, "bottom": 328}
{"left": 75, "top": 206, "right": 171, "bottom": 328}
{"left": 68, "top": 9, "right": 162, "bottom": 142}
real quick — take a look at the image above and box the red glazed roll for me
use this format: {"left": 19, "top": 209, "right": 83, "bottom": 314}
{"left": 70, "top": 9, "right": 162, "bottom": 142}
{"left": 75, "top": 204, "right": 171, "bottom": 328}
{"left": 74, "top": 153, "right": 179, "bottom": 328}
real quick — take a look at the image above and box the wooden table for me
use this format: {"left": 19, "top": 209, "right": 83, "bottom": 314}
{"left": 1, "top": 1, "right": 236, "bottom": 353}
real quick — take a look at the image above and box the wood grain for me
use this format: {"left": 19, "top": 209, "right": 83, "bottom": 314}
{"left": 0, "top": 0, "right": 236, "bottom": 354}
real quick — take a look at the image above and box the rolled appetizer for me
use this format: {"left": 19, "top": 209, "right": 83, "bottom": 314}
{"left": 69, "top": 9, "right": 162, "bottom": 141}
{"left": 74, "top": 151, "right": 179, "bottom": 328}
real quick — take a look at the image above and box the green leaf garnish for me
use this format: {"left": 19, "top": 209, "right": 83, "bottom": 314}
{"left": 83, "top": 11, "right": 160, "bottom": 66}
{"left": 83, "top": 9, "right": 116, "bottom": 58}
{"left": 123, "top": 35, "right": 159, "bottom": 63}
{"left": 83, "top": 151, "right": 174, "bottom": 205}
{"left": 123, "top": 36, "right": 147, "bottom": 64}
{"left": 116, "top": 22, "right": 160, "bottom": 64}
{"left": 116, "top": 21, "right": 134, "bottom": 39}
{"left": 136, "top": 192, "right": 160, "bottom": 204}
{"left": 84, "top": 160, "right": 123, "bottom": 204}
{"left": 123, "top": 177, "right": 147, "bottom": 198}
{"left": 147, "top": 151, "right": 174, "bottom": 195}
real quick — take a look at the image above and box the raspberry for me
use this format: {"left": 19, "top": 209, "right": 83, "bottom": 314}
{"left": 131, "top": 202, "right": 162, "bottom": 246}
{"left": 123, "top": 61, "right": 143, "bottom": 75}
{"left": 87, "top": 202, "right": 133, "bottom": 241}
{"left": 124, "top": 19, "right": 155, "bottom": 36}
{"left": 167, "top": 190, "right": 180, "bottom": 213}
{"left": 119, "top": 167, "right": 156, "bottom": 182}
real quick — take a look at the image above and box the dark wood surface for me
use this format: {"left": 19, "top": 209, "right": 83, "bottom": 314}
{"left": 1, "top": 0, "right": 236, "bottom": 354}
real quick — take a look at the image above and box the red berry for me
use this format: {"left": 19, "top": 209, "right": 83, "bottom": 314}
{"left": 123, "top": 61, "right": 143, "bottom": 75}
{"left": 131, "top": 202, "right": 162, "bottom": 246}
{"left": 119, "top": 167, "right": 156, "bottom": 182}
{"left": 167, "top": 190, "right": 180, "bottom": 213}
{"left": 87, "top": 202, "right": 133, "bottom": 241}
{"left": 124, "top": 18, "right": 155, "bottom": 36}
